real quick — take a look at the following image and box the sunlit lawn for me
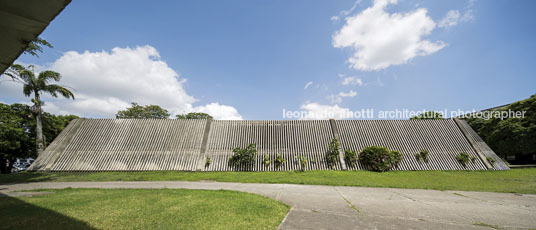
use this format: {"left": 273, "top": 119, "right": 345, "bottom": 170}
{"left": 0, "top": 188, "right": 290, "bottom": 230}
{"left": 2, "top": 168, "right": 535, "bottom": 194}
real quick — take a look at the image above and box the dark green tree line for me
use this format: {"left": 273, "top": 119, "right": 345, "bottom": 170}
{"left": 176, "top": 112, "right": 213, "bottom": 120}
{"left": 466, "top": 94, "right": 535, "bottom": 162}
{"left": 0, "top": 103, "right": 78, "bottom": 173}
{"left": 410, "top": 111, "right": 444, "bottom": 120}
{"left": 116, "top": 103, "right": 170, "bottom": 119}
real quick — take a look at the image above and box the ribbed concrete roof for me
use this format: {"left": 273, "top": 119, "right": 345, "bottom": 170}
{"left": 337, "top": 120, "right": 484, "bottom": 170}
{"left": 29, "top": 118, "right": 508, "bottom": 171}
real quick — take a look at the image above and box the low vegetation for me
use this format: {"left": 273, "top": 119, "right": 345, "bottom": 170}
{"left": 486, "top": 157, "right": 496, "bottom": 165}
{"left": 228, "top": 144, "right": 257, "bottom": 170}
{"left": 344, "top": 149, "right": 358, "bottom": 167}
{"left": 205, "top": 156, "right": 211, "bottom": 168}
{"left": 274, "top": 154, "right": 286, "bottom": 168}
{"left": 0, "top": 188, "right": 289, "bottom": 230}
{"left": 415, "top": 150, "right": 429, "bottom": 163}
{"left": 326, "top": 139, "right": 340, "bottom": 169}
{"left": 4, "top": 169, "right": 535, "bottom": 194}
{"left": 359, "top": 146, "right": 402, "bottom": 172}
{"left": 263, "top": 154, "right": 271, "bottom": 167}
{"left": 456, "top": 152, "right": 471, "bottom": 167}
{"left": 295, "top": 155, "right": 307, "bottom": 171}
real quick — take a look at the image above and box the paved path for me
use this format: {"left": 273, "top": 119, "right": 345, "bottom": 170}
{"left": 1, "top": 181, "right": 535, "bottom": 229}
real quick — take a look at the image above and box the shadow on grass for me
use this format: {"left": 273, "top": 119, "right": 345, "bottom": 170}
{"left": 0, "top": 172, "right": 57, "bottom": 185}
{"left": 0, "top": 195, "right": 94, "bottom": 229}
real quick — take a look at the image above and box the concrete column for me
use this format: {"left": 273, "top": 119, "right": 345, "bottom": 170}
{"left": 196, "top": 119, "right": 213, "bottom": 171}
{"left": 453, "top": 118, "right": 493, "bottom": 170}
{"left": 329, "top": 119, "right": 347, "bottom": 170}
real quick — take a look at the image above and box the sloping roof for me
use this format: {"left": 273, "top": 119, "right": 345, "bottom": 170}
{"left": 29, "top": 118, "right": 508, "bottom": 172}
{"left": 0, "top": 0, "right": 71, "bottom": 73}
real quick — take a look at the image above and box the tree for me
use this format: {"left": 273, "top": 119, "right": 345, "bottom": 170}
{"left": 4, "top": 64, "right": 75, "bottom": 156}
{"left": 466, "top": 94, "right": 536, "bottom": 162}
{"left": 2, "top": 37, "right": 52, "bottom": 77}
{"left": 0, "top": 104, "right": 33, "bottom": 173}
{"left": 176, "top": 112, "right": 213, "bottom": 120}
{"left": 410, "top": 111, "right": 444, "bottom": 120}
{"left": 0, "top": 103, "right": 77, "bottom": 173}
{"left": 41, "top": 113, "right": 79, "bottom": 146}
{"left": 116, "top": 102, "right": 170, "bottom": 119}
{"left": 24, "top": 37, "right": 53, "bottom": 57}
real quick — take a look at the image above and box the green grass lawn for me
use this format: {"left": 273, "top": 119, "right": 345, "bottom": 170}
{"left": 1, "top": 169, "right": 535, "bottom": 194}
{"left": 0, "top": 188, "right": 289, "bottom": 230}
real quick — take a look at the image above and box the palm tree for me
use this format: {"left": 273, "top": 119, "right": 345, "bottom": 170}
{"left": 5, "top": 64, "right": 74, "bottom": 155}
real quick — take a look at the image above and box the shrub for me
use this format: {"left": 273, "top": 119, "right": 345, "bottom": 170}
{"left": 470, "top": 156, "right": 477, "bottom": 163}
{"left": 415, "top": 153, "right": 423, "bottom": 163}
{"left": 487, "top": 157, "right": 496, "bottom": 165}
{"left": 391, "top": 151, "right": 402, "bottom": 167}
{"left": 275, "top": 154, "right": 286, "bottom": 168}
{"left": 229, "top": 144, "right": 257, "bottom": 170}
{"left": 359, "top": 146, "right": 402, "bottom": 172}
{"left": 295, "top": 155, "right": 307, "bottom": 171}
{"left": 416, "top": 150, "right": 429, "bottom": 163}
{"left": 344, "top": 149, "right": 358, "bottom": 167}
{"left": 456, "top": 152, "right": 470, "bottom": 167}
{"left": 205, "top": 156, "right": 211, "bottom": 167}
{"left": 326, "top": 139, "right": 340, "bottom": 169}
{"left": 262, "top": 154, "right": 271, "bottom": 167}
{"left": 420, "top": 150, "right": 429, "bottom": 162}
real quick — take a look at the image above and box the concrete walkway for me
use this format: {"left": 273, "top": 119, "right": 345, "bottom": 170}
{"left": 1, "top": 181, "right": 535, "bottom": 229}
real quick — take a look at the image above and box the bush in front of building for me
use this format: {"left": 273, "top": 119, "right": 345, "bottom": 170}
{"left": 229, "top": 144, "right": 257, "bottom": 171}
{"left": 359, "top": 146, "right": 402, "bottom": 172}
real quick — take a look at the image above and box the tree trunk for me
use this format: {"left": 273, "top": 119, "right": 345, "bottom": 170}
{"left": 36, "top": 112, "right": 44, "bottom": 155}
{"left": 34, "top": 92, "right": 44, "bottom": 156}
{"left": 0, "top": 154, "right": 7, "bottom": 174}
{"left": 7, "top": 157, "right": 14, "bottom": 174}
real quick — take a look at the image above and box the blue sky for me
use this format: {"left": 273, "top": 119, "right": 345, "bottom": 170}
{"left": 1, "top": 0, "right": 535, "bottom": 119}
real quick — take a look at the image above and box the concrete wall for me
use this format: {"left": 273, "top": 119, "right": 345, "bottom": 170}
{"left": 29, "top": 118, "right": 508, "bottom": 172}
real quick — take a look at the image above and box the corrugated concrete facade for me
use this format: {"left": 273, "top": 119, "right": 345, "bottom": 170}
{"left": 29, "top": 119, "right": 207, "bottom": 171}
{"left": 337, "top": 120, "right": 485, "bottom": 170}
{"left": 29, "top": 118, "right": 508, "bottom": 172}
{"left": 204, "top": 120, "right": 342, "bottom": 171}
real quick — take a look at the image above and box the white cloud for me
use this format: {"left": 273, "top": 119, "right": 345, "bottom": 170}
{"left": 328, "top": 95, "right": 342, "bottom": 104}
{"left": 332, "top": 0, "right": 445, "bottom": 71}
{"left": 304, "top": 81, "right": 313, "bottom": 89}
{"left": 438, "top": 0, "right": 475, "bottom": 29}
{"left": 331, "top": 0, "right": 362, "bottom": 22}
{"left": 330, "top": 16, "right": 340, "bottom": 22}
{"left": 438, "top": 10, "right": 461, "bottom": 28}
{"left": 438, "top": 9, "right": 473, "bottom": 28}
{"left": 462, "top": 10, "right": 474, "bottom": 22}
{"left": 191, "top": 102, "right": 243, "bottom": 120}
{"left": 328, "top": 90, "right": 357, "bottom": 104}
{"left": 339, "top": 90, "right": 357, "bottom": 97}
{"left": 341, "top": 77, "right": 363, "bottom": 86}
{"left": 299, "top": 103, "right": 352, "bottom": 120}
{"left": 1, "top": 46, "right": 242, "bottom": 119}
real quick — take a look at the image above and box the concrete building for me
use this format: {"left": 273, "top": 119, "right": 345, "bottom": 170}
{"left": 29, "top": 118, "right": 508, "bottom": 171}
